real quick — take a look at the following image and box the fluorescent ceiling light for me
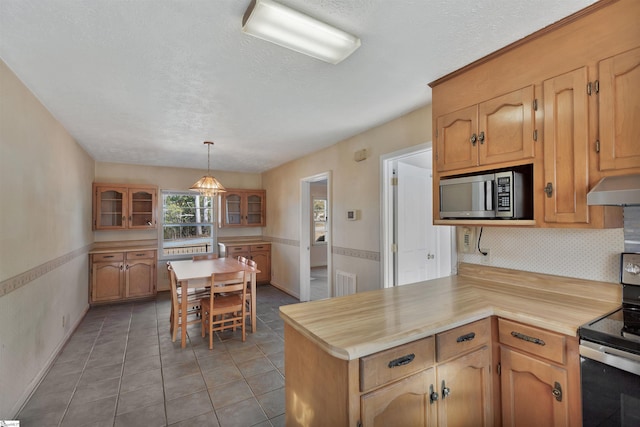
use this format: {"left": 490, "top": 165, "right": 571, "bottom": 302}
{"left": 242, "top": 0, "right": 361, "bottom": 64}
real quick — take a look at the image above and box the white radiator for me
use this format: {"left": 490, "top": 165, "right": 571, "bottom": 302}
{"left": 335, "top": 270, "right": 357, "bottom": 297}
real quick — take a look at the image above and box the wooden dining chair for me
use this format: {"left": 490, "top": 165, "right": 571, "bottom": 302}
{"left": 193, "top": 253, "right": 219, "bottom": 261}
{"left": 200, "top": 271, "right": 247, "bottom": 349}
{"left": 168, "top": 264, "right": 202, "bottom": 342}
{"left": 237, "top": 256, "right": 248, "bottom": 264}
{"left": 244, "top": 259, "right": 257, "bottom": 327}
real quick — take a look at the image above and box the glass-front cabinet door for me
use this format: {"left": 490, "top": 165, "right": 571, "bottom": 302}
{"left": 93, "top": 183, "right": 158, "bottom": 230}
{"left": 95, "top": 186, "right": 128, "bottom": 229}
{"left": 220, "top": 189, "right": 266, "bottom": 227}
{"left": 246, "top": 192, "right": 265, "bottom": 226}
{"left": 129, "top": 188, "right": 157, "bottom": 228}
{"left": 224, "top": 192, "right": 243, "bottom": 226}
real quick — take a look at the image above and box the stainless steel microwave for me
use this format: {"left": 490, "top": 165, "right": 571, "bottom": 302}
{"left": 439, "top": 171, "right": 526, "bottom": 219}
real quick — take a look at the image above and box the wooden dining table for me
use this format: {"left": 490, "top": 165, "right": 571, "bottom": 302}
{"left": 169, "top": 257, "right": 260, "bottom": 348}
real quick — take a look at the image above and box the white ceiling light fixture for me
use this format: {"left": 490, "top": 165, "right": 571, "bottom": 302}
{"left": 242, "top": 0, "right": 361, "bottom": 65}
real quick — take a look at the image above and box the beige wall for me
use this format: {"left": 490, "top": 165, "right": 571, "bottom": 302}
{"left": 0, "top": 60, "right": 95, "bottom": 417}
{"left": 263, "top": 105, "right": 433, "bottom": 297}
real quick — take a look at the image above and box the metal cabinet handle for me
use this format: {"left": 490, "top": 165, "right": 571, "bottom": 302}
{"left": 441, "top": 380, "right": 451, "bottom": 399}
{"left": 552, "top": 382, "right": 562, "bottom": 402}
{"left": 104, "top": 255, "right": 115, "bottom": 259}
{"left": 429, "top": 384, "right": 439, "bottom": 403}
{"left": 511, "top": 331, "right": 546, "bottom": 346}
{"left": 388, "top": 353, "right": 415, "bottom": 368}
{"left": 478, "top": 131, "right": 485, "bottom": 144}
{"left": 544, "top": 182, "right": 553, "bottom": 198}
{"left": 456, "top": 332, "right": 476, "bottom": 343}
{"left": 470, "top": 133, "right": 477, "bottom": 146}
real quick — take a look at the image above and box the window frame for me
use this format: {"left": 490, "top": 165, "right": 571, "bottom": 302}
{"left": 160, "top": 190, "right": 218, "bottom": 260}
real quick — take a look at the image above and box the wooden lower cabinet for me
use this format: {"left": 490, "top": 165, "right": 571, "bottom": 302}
{"left": 91, "top": 259, "right": 124, "bottom": 302}
{"left": 90, "top": 249, "right": 157, "bottom": 304}
{"left": 223, "top": 243, "right": 271, "bottom": 284}
{"left": 285, "top": 316, "right": 580, "bottom": 427}
{"left": 361, "top": 368, "right": 437, "bottom": 427}
{"left": 498, "top": 318, "right": 581, "bottom": 427}
{"left": 500, "top": 347, "right": 569, "bottom": 427}
{"left": 437, "top": 346, "right": 493, "bottom": 427}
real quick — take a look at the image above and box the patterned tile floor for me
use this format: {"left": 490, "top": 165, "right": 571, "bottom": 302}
{"left": 16, "top": 285, "right": 299, "bottom": 427}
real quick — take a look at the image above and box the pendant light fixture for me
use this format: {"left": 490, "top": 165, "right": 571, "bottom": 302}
{"left": 190, "top": 141, "right": 226, "bottom": 197}
{"left": 242, "top": 0, "right": 361, "bottom": 64}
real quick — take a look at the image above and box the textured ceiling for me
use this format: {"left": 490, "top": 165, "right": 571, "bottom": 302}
{"left": 0, "top": 0, "right": 596, "bottom": 173}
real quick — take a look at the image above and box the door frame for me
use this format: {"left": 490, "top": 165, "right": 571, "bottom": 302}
{"left": 300, "top": 171, "right": 332, "bottom": 301}
{"left": 380, "top": 143, "right": 455, "bottom": 288}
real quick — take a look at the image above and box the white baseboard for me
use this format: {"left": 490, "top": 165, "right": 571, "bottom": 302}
{"left": 267, "top": 280, "right": 300, "bottom": 300}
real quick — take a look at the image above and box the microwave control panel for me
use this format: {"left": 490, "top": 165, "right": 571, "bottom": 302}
{"left": 496, "top": 175, "right": 512, "bottom": 212}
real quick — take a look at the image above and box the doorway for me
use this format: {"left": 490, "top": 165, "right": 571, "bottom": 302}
{"left": 300, "top": 172, "right": 332, "bottom": 301}
{"left": 381, "top": 144, "right": 454, "bottom": 288}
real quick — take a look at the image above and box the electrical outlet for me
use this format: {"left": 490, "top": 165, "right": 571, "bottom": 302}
{"left": 480, "top": 248, "right": 491, "bottom": 265}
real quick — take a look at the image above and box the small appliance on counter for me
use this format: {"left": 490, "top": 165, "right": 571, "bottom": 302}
{"left": 579, "top": 252, "right": 640, "bottom": 426}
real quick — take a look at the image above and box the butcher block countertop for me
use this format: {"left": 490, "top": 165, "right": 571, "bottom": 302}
{"left": 279, "top": 263, "right": 621, "bottom": 361}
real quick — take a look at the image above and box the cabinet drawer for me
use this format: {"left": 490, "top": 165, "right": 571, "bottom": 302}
{"left": 436, "top": 318, "right": 491, "bottom": 362}
{"left": 498, "top": 318, "right": 565, "bottom": 364}
{"left": 227, "top": 245, "right": 250, "bottom": 254}
{"left": 92, "top": 252, "right": 124, "bottom": 262}
{"left": 360, "top": 336, "right": 435, "bottom": 392}
{"left": 125, "top": 250, "right": 155, "bottom": 260}
{"left": 250, "top": 244, "right": 269, "bottom": 252}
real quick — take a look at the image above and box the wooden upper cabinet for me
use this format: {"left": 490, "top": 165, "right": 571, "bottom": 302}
{"left": 128, "top": 188, "right": 157, "bottom": 229}
{"left": 436, "top": 86, "right": 535, "bottom": 173}
{"left": 94, "top": 185, "right": 128, "bottom": 230}
{"left": 220, "top": 189, "right": 266, "bottom": 227}
{"left": 542, "top": 67, "right": 590, "bottom": 224}
{"left": 93, "top": 183, "right": 158, "bottom": 230}
{"left": 436, "top": 105, "right": 478, "bottom": 171}
{"left": 598, "top": 46, "right": 640, "bottom": 171}
{"left": 478, "top": 86, "right": 535, "bottom": 166}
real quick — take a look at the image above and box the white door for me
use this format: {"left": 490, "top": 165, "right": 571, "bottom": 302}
{"left": 397, "top": 161, "right": 431, "bottom": 285}
{"left": 381, "top": 144, "right": 453, "bottom": 288}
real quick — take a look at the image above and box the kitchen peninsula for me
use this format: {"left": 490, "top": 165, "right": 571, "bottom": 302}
{"left": 280, "top": 263, "right": 621, "bottom": 426}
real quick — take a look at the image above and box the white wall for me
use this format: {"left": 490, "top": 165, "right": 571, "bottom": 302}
{"left": 0, "top": 60, "right": 95, "bottom": 417}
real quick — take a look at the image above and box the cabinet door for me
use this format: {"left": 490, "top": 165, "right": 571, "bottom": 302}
{"left": 361, "top": 368, "right": 437, "bottom": 427}
{"left": 543, "top": 67, "right": 590, "bottom": 224}
{"left": 598, "top": 46, "right": 640, "bottom": 171}
{"left": 436, "top": 105, "right": 479, "bottom": 172}
{"left": 251, "top": 250, "right": 270, "bottom": 284}
{"left": 92, "top": 262, "right": 124, "bottom": 302}
{"left": 478, "top": 86, "right": 535, "bottom": 166}
{"left": 128, "top": 188, "right": 157, "bottom": 229}
{"left": 222, "top": 192, "right": 243, "bottom": 226}
{"left": 94, "top": 186, "right": 128, "bottom": 230}
{"left": 125, "top": 259, "right": 156, "bottom": 298}
{"left": 501, "top": 347, "right": 569, "bottom": 427}
{"left": 245, "top": 191, "right": 266, "bottom": 226}
{"left": 437, "top": 346, "right": 493, "bottom": 427}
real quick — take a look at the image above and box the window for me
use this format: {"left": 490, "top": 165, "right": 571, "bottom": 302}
{"left": 313, "top": 198, "right": 327, "bottom": 244}
{"left": 162, "top": 191, "right": 216, "bottom": 257}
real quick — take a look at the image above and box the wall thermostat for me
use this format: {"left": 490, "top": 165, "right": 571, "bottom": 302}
{"left": 346, "top": 209, "right": 359, "bottom": 221}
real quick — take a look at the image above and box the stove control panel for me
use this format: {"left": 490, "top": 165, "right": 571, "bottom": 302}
{"left": 621, "top": 253, "right": 640, "bottom": 286}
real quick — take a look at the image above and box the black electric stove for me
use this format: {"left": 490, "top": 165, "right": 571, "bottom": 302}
{"left": 579, "top": 253, "right": 640, "bottom": 427}
{"left": 579, "top": 253, "right": 640, "bottom": 355}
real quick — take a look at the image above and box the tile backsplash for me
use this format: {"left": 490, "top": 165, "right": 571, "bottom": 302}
{"left": 458, "top": 227, "right": 624, "bottom": 283}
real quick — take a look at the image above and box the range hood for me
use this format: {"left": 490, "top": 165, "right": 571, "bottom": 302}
{"left": 587, "top": 174, "right": 640, "bottom": 206}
